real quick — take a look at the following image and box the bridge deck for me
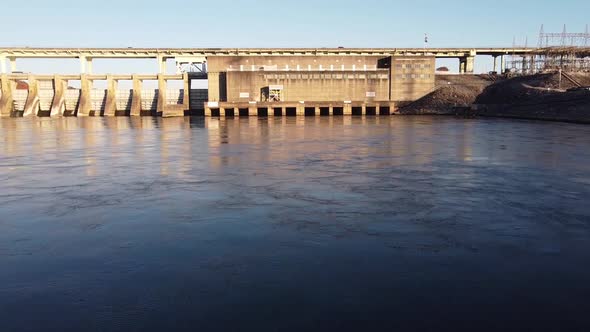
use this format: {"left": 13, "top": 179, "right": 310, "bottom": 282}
{"left": 0, "top": 47, "right": 537, "bottom": 58}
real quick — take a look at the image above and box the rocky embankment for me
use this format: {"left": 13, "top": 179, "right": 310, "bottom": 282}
{"left": 399, "top": 73, "right": 590, "bottom": 123}
{"left": 474, "top": 73, "right": 590, "bottom": 123}
{"left": 397, "top": 75, "right": 495, "bottom": 115}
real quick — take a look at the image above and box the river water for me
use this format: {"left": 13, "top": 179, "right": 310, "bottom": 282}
{"left": 1, "top": 116, "right": 590, "bottom": 331}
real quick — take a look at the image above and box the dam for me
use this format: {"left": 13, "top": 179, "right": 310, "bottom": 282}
{"left": 0, "top": 47, "right": 534, "bottom": 117}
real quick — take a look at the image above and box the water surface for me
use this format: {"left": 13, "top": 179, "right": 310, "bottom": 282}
{"left": 1, "top": 116, "right": 590, "bottom": 331}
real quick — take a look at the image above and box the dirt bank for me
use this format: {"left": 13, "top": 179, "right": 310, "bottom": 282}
{"left": 399, "top": 73, "right": 590, "bottom": 123}
{"left": 474, "top": 73, "right": 590, "bottom": 123}
{"left": 398, "top": 75, "right": 494, "bottom": 114}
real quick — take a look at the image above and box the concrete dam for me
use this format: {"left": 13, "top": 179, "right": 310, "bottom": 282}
{"left": 0, "top": 47, "right": 533, "bottom": 117}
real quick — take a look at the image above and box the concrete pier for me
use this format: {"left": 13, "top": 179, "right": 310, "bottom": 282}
{"left": 0, "top": 74, "right": 14, "bottom": 117}
{"left": 204, "top": 101, "right": 395, "bottom": 117}
{"left": 0, "top": 73, "right": 188, "bottom": 117}
{"left": 23, "top": 75, "right": 39, "bottom": 117}
{"left": 49, "top": 75, "right": 66, "bottom": 117}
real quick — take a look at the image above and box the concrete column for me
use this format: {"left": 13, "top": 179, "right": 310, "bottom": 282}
{"left": 375, "top": 105, "right": 381, "bottom": 116}
{"left": 157, "top": 74, "right": 167, "bottom": 115}
{"left": 220, "top": 107, "right": 226, "bottom": 117}
{"left": 77, "top": 74, "right": 91, "bottom": 117}
{"left": 87, "top": 58, "right": 93, "bottom": 75}
{"left": 80, "top": 56, "right": 93, "bottom": 74}
{"left": 208, "top": 72, "right": 220, "bottom": 101}
{"left": 49, "top": 75, "right": 66, "bottom": 117}
{"left": 361, "top": 105, "right": 367, "bottom": 116}
{"left": 296, "top": 104, "right": 305, "bottom": 116}
{"left": 130, "top": 75, "right": 142, "bottom": 116}
{"left": 23, "top": 74, "right": 40, "bottom": 116}
{"left": 9, "top": 57, "right": 16, "bottom": 73}
{"left": 182, "top": 73, "right": 189, "bottom": 111}
{"left": 459, "top": 58, "right": 466, "bottom": 74}
{"left": 0, "top": 74, "right": 14, "bottom": 116}
{"left": 328, "top": 105, "right": 334, "bottom": 116}
{"left": 343, "top": 104, "right": 352, "bottom": 115}
{"left": 158, "top": 56, "right": 167, "bottom": 74}
{"left": 493, "top": 56, "right": 498, "bottom": 72}
{"left": 0, "top": 55, "right": 6, "bottom": 74}
{"left": 249, "top": 106, "right": 258, "bottom": 116}
{"left": 465, "top": 56, "right": 475, "bottom": 74}
{"left": 204, "top": 107, "right": 212, "bottom": 117}
{"left": 103, "top": 75, "right": 118, "bottom": 116}
{"left": 501, "top": 55, "right": 506, "bottom": 73}
{"left": 389, "top": 101, "right": 397, "bottom": 114}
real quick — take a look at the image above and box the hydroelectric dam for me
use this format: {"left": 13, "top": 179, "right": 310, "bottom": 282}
{"left": 0, "top": 47, "right": 535, "bottom": 117}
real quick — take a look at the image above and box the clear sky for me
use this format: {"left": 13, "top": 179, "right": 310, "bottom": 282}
{"left": 1, "top": 0, "right": 589, "bottom": 74}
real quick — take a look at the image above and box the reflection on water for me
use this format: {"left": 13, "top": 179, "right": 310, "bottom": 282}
{"left": 1, "top": 116, "right": 590, "bottom": 331}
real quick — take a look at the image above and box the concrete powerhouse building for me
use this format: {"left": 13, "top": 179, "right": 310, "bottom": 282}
{"left": 205, "top": 55, "right": 435, "bottom": 115}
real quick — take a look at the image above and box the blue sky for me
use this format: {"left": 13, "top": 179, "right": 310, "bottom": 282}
{"left": 1, "top": 0, "right": 589, "bottom": 73}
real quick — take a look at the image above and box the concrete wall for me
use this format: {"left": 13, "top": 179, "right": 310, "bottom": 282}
{"left": 226, "top": 70, "right": 390, "bottom": 102}
{"left": 207, "top": 55, "right": 383, "bottom": 73}
{"left": 390, "top": 57, "right": 436, "bottom": 101}
{"left": 208, "top": 55, "right": 384, "bottom": 102}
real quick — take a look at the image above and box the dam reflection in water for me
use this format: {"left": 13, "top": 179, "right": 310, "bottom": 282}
{"left": 1, "top": 116, "right": 590, "bottom": 331}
